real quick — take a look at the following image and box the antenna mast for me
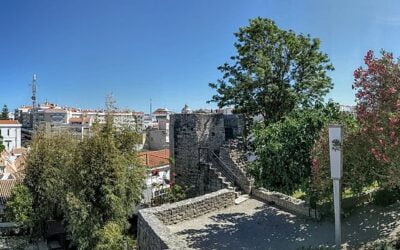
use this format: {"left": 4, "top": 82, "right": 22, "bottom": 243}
{"left": 31, "top": 74, "right": 37, "bottom": 130}
{"left": 150, "top": 98, "right": 152, "bottom": 115}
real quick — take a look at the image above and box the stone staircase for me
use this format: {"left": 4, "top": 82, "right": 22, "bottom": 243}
{"left": 221, "top": 139, "right": 249, "bottom": 174}
{"left": 207, "top": 163, "right": 242, "bottom": 198}
{"left": 218, "top": 139, "right": 254, "bottom": 195}
{"left": 201, "top": 140, "right": 251, "bottom": 203}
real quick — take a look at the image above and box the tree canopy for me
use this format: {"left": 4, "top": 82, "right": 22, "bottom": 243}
{"left": 209, "top": 18, "right": 334, "bottom": 124}
{"left": 353, "top": 50, "right": 400, "bottom": 189}
{"left": 7, "top": 112, "right": 145, "bottom": 249}
{"left": 1, "top": 104, "right": 9, "bottom": 120}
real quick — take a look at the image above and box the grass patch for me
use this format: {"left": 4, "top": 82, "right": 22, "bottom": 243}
{"left": 291, "top": 190, "right": 306, "bottom": 200}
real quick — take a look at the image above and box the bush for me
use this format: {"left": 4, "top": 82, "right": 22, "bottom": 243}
{"left": 310, "top": 117, "right": 378, "bottom": 203}
{"left": 164, "top": 184, "right": 186, "bottom": 203}
{"left": 250, "top": 103, "right": 341, "bottom": 195}
{"left": 95, "top": 222, "right": 135, "bottom": 250}
{"left": 5, "top": 184, "right": 34, "bottom": 231}
{"left": 373, "top": 189, "right": 400, "bottom": 206}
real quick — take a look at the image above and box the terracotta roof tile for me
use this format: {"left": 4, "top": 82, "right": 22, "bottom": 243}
{"left": 0, "top": 120, "right": 20, "bottom": 125}
{"left": 0, "top": 179, "right": 19, "bottom": 205}
{"left": 11, "top": 148, "right": 27, "bottom": 155}
{"left": 139, "top": 149, "right": 169, "bottom": 168}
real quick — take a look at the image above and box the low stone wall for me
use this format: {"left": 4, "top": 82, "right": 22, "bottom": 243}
{"left": 252, "top": 188, "right": 320, "bottom": 220}
{"left": 137, "top": 189, "right": 236, "bottom": 249}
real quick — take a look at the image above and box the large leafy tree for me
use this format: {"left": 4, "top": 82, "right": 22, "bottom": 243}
{"left": 251, "top": 102, "right": 342, "bottom": 194}
{"left": 24, "top": 131, "right": 77, "bottom": 235}
{"left": 1, "top": 104, "right": 9, "bottom": 119}
{"left": 353, "top": 50, "right": 400, "bottom": 189}
{"left": 7, "top": 102, "right": 145, "bottom": 249}
{"left": 64, "top": 119, "right": 144, "bottom": 249}
{"left": 209, "top": 18, "right": 334, "bottom": 125}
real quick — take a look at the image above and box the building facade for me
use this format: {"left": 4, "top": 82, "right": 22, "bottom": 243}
{"left": 0, "top": 120, "right": 22, "bottom": 152}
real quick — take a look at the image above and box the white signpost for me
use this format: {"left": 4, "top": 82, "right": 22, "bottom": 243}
{"left": 328, "top": 125, "right": 343, "bottom": 249}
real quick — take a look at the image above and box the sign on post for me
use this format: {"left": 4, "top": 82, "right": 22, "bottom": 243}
{"left": 328, "top": 124, "right": 343, "bottom": 249}
{"left": 329, "top": 125, "right": 343, "bottom": 179}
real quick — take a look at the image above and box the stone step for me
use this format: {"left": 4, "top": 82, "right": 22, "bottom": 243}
{"left": 235, "top": 195, "right": 249, "bottom": 204}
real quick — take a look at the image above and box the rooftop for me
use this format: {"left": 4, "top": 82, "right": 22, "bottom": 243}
{"left": 0, "top": 120, "right": 20, "bottom": 125}
{"left": 0, "top": 179, "right": 19, "bottom": 205}
{"left": 139, "top": 149, "right": 169, "bottom": 168}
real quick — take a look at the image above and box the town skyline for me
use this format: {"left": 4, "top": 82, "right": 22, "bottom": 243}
{"left": 2, "top": 0, "right": 400, "bottom": 111}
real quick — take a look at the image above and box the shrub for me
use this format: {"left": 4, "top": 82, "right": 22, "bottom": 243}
{"left": 310, "top": 119, "right": 377, "bottom": 203}
{"left": 373, "top": 189, "right": 400, "bottom": 206}
{"left": 5, "top": 184, "right": 34, "bottom": 231}
{"left": 353, "top": 50, "right": 400, "bottom": 189}
{"left": 250, "top": 103, "right": 341, "bottom": 195}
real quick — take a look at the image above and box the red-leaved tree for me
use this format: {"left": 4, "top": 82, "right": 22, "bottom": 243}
{"left": 353, "top": 50, "right": 400, "bottom": 188}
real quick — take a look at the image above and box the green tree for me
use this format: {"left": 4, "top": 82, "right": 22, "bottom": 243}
{"left": 23, "top": 131, "right": 78, "bottom": 235}
{"left": 251, "top": 102, "right": 342, "bottom": 194}
{"left": 95, "top": 222, "right": 135, "bottom": 250}
{"left": 5, "top": 184, "right": 34, "bottom": 231}
{"left": 209, "top": 18, "right": 334, "bottom": 125}
{"left": 63, "top": 119, "right": 144, "bottom": 249}
{"left": 8, "top": 97, "right": 145, "bottom": 249}
{"left": 1, "top": 104, "right": 9, "bottom": 119}
{"left": 0, "top": 135, "right": 4, "bottom": 152}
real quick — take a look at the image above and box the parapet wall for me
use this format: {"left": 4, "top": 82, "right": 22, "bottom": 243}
{"left": 137, "top": 189, "right": 236, "bottom": 250}
{"left": 252, "top": 188, "right": 320, "bottom": 220}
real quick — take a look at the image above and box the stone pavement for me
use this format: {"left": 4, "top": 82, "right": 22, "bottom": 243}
{"left": 168, "top": 199, "right": 400, "bottom": 249}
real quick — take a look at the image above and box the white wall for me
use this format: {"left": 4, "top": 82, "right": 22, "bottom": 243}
{"left": 0, "top": 125, "right": 21, "bottom": 151}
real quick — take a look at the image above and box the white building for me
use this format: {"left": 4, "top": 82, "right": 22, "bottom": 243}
{"left": 0, "top": 120, "right": 22, "bottom": 152}
{"left": 139, "top": 149, "right": 171, "bottom": 204}
{"left": 339, "top": 105, "right": 356, "bottom": 116}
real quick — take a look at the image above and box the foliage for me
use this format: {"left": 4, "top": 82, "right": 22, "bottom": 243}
{"left": 0, "top": 104, "right": 9, "bottom": 120}
{"left": 310, "top": 118, "right": 377, "bottom": 202}
{"left": 310, "top": 50, "right": 400, "bottom": 204}
{"left": 9, "top": 106, "right": 145, "bottom": 249}
{"left": 94, "top": 222, "right": 135, "bottom": 250}
{"left": 0, "top": 134, "right": 4, "bottom": 152}
{"left": 373, "top": 189, "right": 400, "bottom": 206}
{"left": 164, "top": 184, "right": 186, "bottom": 203}
{"left": 353, "top": 50, "right": 400, "bottom": 189}
{"left": 24, "top": 131, "right": 78, "bottom": 235}
{"left": 250, "top": 102, "right": 342, "bottom": 194}
{"left": 5, "top": 184, "right": 34, "bottom": 230}
{"left": 209, "top": 17, "right": 334, "bottom": 125}
{"left": 63, "top": 119, "right": 144, "bottom": 249}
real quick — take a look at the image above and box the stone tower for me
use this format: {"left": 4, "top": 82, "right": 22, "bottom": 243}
{"left": 169, "top": 113, "right": 243, "bottom": 197}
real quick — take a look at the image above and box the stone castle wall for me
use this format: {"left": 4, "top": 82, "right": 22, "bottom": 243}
{"left": 137, "top": 189, "right": 236, "bottom": 250}
{"left": 170, "top": 114, "right": 225, "bottom": 197}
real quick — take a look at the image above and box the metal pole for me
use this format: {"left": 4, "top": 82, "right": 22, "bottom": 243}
{"left": 333, "top": 178, "right": 341, "bottom": 249}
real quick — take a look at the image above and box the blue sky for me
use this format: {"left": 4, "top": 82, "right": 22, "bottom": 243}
{"left": 1, "top": 0, "right": 400, "bottom": 112}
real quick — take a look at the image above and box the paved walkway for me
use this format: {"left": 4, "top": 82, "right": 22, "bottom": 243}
{"left": 168, "top": 199, "right": 400, "bottom": 249}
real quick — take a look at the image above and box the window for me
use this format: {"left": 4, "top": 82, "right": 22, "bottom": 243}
{"left": 7, "top": 129, "right": 9, "bottom": 136}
